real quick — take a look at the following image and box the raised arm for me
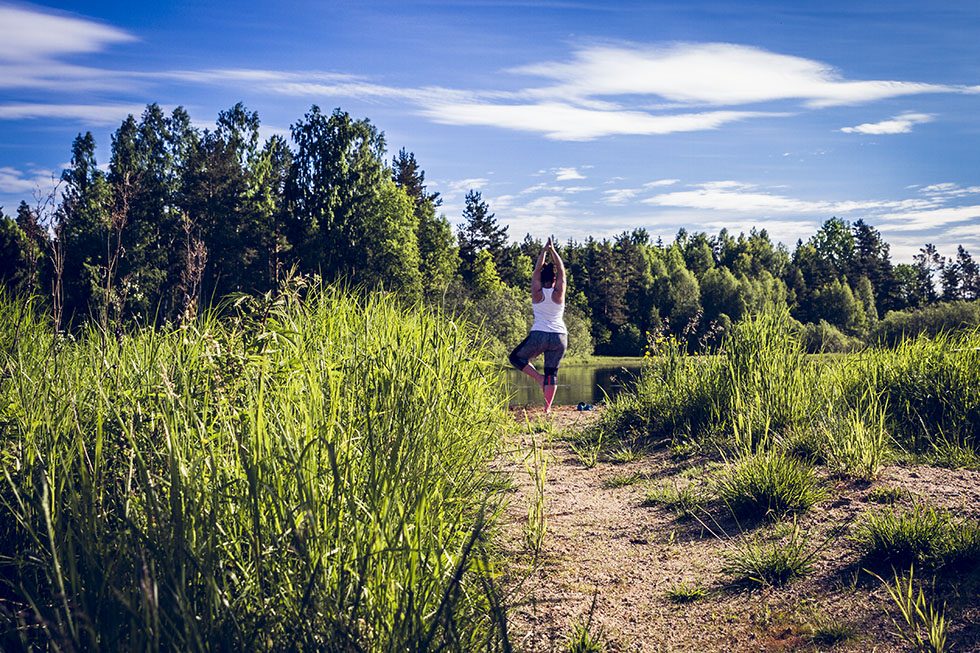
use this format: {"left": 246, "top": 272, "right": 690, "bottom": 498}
{"left": 549, "top": 240, "right": 566, "bottom": 304}
{"left": 531, "top": 243, "right": 547, "bottom": 302}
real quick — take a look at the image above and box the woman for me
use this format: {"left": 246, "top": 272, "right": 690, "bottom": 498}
{"left": 509, "top": 237, "right": 567, "bottom": 413}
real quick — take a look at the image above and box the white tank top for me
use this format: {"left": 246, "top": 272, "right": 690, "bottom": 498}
{"left": 531, "top": 288, "right": 567, "bottom": 334}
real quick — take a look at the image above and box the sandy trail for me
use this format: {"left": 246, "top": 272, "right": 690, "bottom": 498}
{"left": 497, "top": 406, "right": 980, "bottom": 653}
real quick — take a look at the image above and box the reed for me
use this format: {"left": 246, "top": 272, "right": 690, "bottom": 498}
{"left": 0, "top": 284, "right": 511, "bottom": 650}
{"left": 600, "top": 308, "right": 980, "bottom": 465}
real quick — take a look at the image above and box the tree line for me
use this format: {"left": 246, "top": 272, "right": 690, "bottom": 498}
{"left": 1, "top": 103, "right": 978, "bottom": 355}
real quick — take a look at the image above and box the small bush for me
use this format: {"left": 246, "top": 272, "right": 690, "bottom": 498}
{"left": 723, "top": 522, "right": 817, "bottom": 586}
{"left": 665, "top": 581, "right": 707, "bottom": 603}
{"left": 853, "top": 504, "right": 980, "bottom": 571}
{"left": 874, "top": 300, "right": 980, "bottom": 346}
{"left": 800, "top": 319, "right": 863, "bottom": 353}
{"left": 715, "top": 451, "right": 825, "bottom": 521}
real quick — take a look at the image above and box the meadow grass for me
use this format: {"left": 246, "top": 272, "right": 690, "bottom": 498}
{"left": 598, "top": 309, "right": 980, "bottom": 464}
{"left": 0, "top": 286, "right": 511, "bottom": 650}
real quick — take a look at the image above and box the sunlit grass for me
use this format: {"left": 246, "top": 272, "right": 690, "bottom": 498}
{"left": 0, "top": 285, "right": 510, "bottom": 650}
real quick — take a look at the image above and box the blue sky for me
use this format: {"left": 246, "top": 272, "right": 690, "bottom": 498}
{"left": 1, "top": 1, "right": 978, "bottom": 261}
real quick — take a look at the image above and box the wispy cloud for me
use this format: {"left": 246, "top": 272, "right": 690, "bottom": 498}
{"left": 555, "top": 167, "right": 585, "bottom": 181}
{"left": 0, "top": 165, "right": 61, "bottom": 210}
{"left": 603, "top": 188, "right": 640, "bottom": 204}
{"left": 0, "top": 102, "right": 148, "bottom": 124}
{"left": 919, "top": 182, "right": 980, "bottom": 199}
{"left": 419, "top": 102, "right": 780, "bottom": 140}
{"left": 4, "top": 3, "right": 974, "bottom": 144}
{"left": 182, "top": 43, "right": 973, "bottom": 140}
{"left": 841, "top": 112, "right": 934, "bottom": 134}
{"left": 644, "top": 181, "right": 939, "bottom": 216}
{"left": 514, "top": 43, "right": 970, "bottom": 108}
{"left": 877, "top": 204, "right": 980, "bottom": 232}
{"left": 0, "top": 4, "right": 135, "bottom": 91}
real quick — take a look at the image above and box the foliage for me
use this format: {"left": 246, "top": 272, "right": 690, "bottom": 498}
{"left": 874, "top": 300, "right": 980, "bottom": 345}
{"left": 1, "top": 102, "right": 978, "bottom": 362}
{"left": 799, "top": 319, "right": 864, "bottom": 353}
{"left": 0, "top": 285, "right": 510, "bottom": 650}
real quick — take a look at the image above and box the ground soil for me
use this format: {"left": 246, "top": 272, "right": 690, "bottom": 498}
{"left": 497, "top": 405, "right": 980, "bottom": 653}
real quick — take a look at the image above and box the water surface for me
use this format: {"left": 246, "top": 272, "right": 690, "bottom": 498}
{"left": 502, "top": 359, "right": 643, "bottom": 407}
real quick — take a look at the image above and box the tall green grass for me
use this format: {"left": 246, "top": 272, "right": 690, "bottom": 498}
{"left": 599, "top": 308, "right": 980, "bottom": 464}
{"left": 0, "top": 285, "right": 511, "bottom": 650}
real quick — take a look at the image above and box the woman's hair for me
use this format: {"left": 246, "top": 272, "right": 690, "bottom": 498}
{"left": 540, "top": 263, "right": 555, "bottom": 286}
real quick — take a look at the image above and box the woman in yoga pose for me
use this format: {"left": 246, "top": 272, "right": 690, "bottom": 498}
{"left": 508, "top": 237, "right": 567, "bottom": 413}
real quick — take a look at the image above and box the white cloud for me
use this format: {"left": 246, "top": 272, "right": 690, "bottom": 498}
{"left": 644, "top": 181, "right": 937, "bottom": 217}
{"left": 0, "top": 5, "right": 135, "bottom": 91}
{"left": 0, "top": 166, "right": 61, "bottom": 210}
{"left": 919, "top": 182, "right": 980, "bottom": 198}
{"left": 877, "top": 204, "right": 980, "bottom": 232}
{"left": 513, "top": 43, "right": 967, "bottom": 108}
{"left": 445, "top": 178, "right": 490, "bottom": 194}
{"left": 0, "top": 166, "right": 56, "bottom": 195}
{"left": 603, "top": 188, "right": 640, "bottom": 204}
{"left": 420, "top": 102, "right": 781, "bottom": 140}
{"left": 0, "top": 102, "right": 147, "bottom": 124}
{"left": 841, "top": 112, "right": 934, "bottom": 134}
{"left": 555, "top": 167, "right": 585, "bottom": 181}
{"left": 0, "top": 5, "right": 134, "bottom": 61}
{"left": 643, "top": 179, "right": 680, "bottom": 188}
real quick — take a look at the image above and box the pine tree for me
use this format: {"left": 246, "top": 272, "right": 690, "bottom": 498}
{"left": 392, "top": 149, "right": 458, "bottom": 297}
{"left": 457, "top": 190, "right": 507, "bottom": 280}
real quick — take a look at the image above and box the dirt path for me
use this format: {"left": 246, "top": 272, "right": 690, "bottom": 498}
{"left": 497, "top": 406, "right": 980, "bottom": 653}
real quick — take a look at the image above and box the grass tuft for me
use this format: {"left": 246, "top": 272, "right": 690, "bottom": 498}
{"left": 665, "top": 581, "right": 707, "bottom": 603}
{"left": 723, "top": 522, "right": 818, "bottom": 587}
{"left": 853, "top": 504, "right": 980, "bottom": 571}
{"left": 867, "top": 485, "right": 905, "bottom": 505}
{"left": 715, "top": 451, "right": 825, "bottom": 521}
{"left": 642, "top": 481, "right": 708, "bottom": 519}
{"left": 870, "top": 566, "right": 948, "bottom": 653}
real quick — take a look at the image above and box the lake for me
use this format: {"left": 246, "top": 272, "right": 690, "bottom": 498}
{"left": 501, "top": 358, "right": 644, "bottom": 407}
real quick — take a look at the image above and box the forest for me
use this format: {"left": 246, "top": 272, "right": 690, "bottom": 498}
{"left": 2, "top": 102, "right": 979, "bottom": 355}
